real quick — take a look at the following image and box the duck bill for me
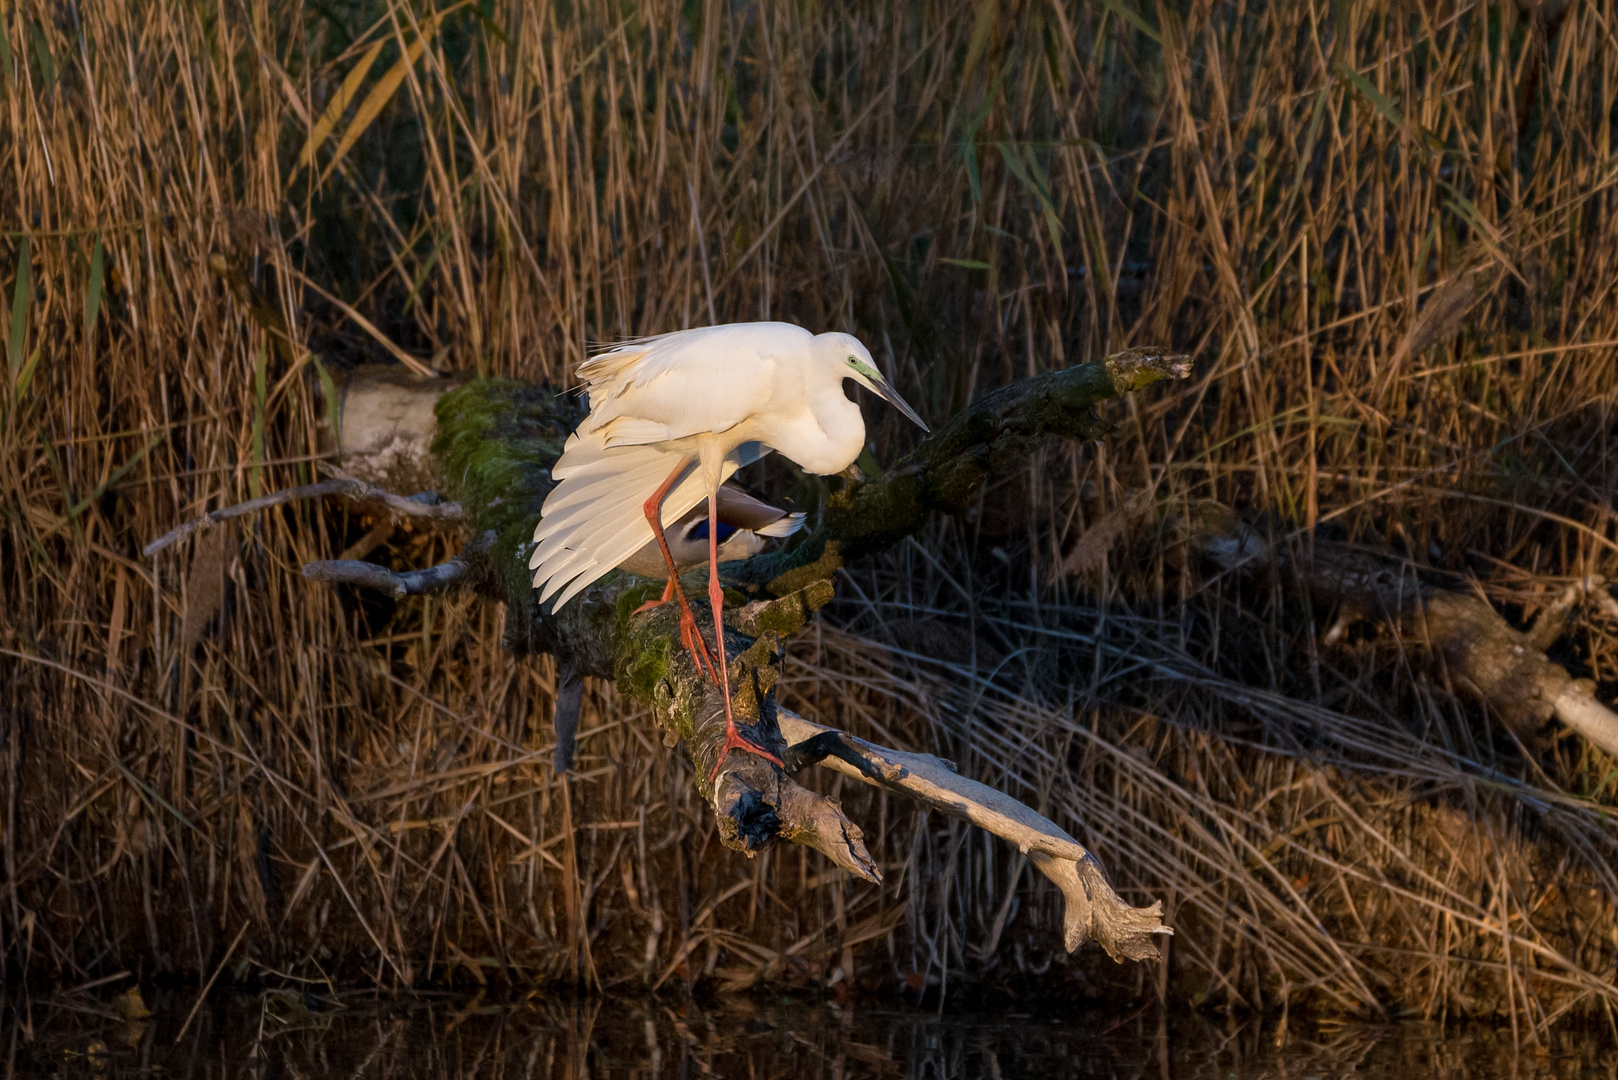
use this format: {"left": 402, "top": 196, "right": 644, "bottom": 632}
{"left": 872, "top": 379, "right": 929, "bottom": 432}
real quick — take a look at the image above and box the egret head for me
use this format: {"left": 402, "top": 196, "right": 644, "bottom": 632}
{"left": 824, "top": 334, "right": 929, "bottom": 432}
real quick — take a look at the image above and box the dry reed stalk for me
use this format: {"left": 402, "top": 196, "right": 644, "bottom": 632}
{"left": 3, "top": 0, "right": 1618, "bottom": 1026}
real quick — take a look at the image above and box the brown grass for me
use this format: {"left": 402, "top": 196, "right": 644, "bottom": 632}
{"left": 4, "top": 0, "right": 1618, "bottom": 1033}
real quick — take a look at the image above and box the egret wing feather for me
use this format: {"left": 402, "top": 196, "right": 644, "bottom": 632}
{"left": 534, "top": 450, "right": 686, "bottom": 539}
{"left": 578, "top": 322, "right": 809, "bottom": 397}
{"left": 576, "top": 324, "right": 812, "bottom": 445}
{"left": 534, "top": 460, "right": 738, "bottom": 606}
{"left": 600, "top": 417, "right": 674, "bottom": 448}
{"left": 530, "top": 440, "right": 750, "bottom": 607}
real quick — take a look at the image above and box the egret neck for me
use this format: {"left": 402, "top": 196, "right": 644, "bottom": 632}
{"left": 771, "top": 377, "right": 867, "bottom": 476}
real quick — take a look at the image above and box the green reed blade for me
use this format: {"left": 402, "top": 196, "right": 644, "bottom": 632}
{"left": 85, "top": 237, "right": 104, "bottom": 337}
{"left": 8, "top": 235, "right": 29, "bottom": 382}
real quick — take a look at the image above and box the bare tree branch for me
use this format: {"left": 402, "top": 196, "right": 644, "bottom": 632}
{"left": 1553, "top": 687, "right": 1618, "bottom": 760}
{"left": 775, "top": 780, "right": 881, "bottom": 882}
{"left": 144, "top": 476, "right": 461, "bottom": 556}
{"left": 1191, "top": 506, "right": 1618, "bottom": 762}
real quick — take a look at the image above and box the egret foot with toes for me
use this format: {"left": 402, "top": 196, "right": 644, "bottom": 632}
{"left": 701, "top": 479, "right": 786, "bottom": 779}
{"left": 709, "top": 718, "right": 786, "bottom": 782}
{"left": 631, "top": 576, "right": 677, "bottom": 615}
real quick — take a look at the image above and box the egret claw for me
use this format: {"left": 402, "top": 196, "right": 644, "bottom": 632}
{"left": 708, "top": 718, "right": 785, "bottom": 782}
{"left": 633, "top": 576, "right": 678, "bottom": 615}
{"left": 676, "top": 603, "right": 717, "bottom": 680}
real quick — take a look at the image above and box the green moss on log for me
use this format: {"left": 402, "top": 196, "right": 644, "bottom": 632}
{"left": 429, "top": 379, "right": 583, "bottom": 646}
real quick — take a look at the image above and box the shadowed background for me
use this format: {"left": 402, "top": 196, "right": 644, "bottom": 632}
{"left": 4, "top": 0, "right": 1618, "bottom": 1031}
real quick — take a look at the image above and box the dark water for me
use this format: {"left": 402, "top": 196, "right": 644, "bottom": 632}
{"left": 4, "top": 990, "right": 1614, "bottom": 1079}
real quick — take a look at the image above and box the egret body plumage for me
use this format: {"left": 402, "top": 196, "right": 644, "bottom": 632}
{"left": 529, "top": 321, "right": 927, "bottom": 775}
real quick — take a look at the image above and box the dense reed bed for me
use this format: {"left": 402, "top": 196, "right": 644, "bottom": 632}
{"left": 5, "top": 0, "right": 1618, "bottom": 1034}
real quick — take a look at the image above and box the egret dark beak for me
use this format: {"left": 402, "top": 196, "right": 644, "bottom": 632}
{"left": 871, "top": 378, "right": 929, "bottom": 432}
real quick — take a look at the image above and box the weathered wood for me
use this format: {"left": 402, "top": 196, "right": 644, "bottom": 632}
{"left": 302, "top": 531, "right": 496, "bottom": 599}
{"left": 776, "top": 709, "right": 1171, "bottom": 961}
{"left": 143, "top": 476, "right": 460, "bottom": 556}
{"left": 324, "top": 364, "right": 469, "bottom": 492}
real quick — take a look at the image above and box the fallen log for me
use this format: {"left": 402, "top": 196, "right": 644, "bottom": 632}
{"left": 1189, "top": 504, "right": 1618, "bottom": 761}
{"left": 149, "top": 347, "right": 1189, "bottom": 961}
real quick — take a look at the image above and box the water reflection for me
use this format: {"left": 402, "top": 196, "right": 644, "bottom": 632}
{"left": 5, "top": 990, "right": 1614, "bottom": 1079}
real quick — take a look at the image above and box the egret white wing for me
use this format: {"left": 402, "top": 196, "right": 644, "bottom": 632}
{"left": 575, "top": 323, "right": 812, "bottom": 449}
{"left": 528, "top": 439, "right": 774, "bottom": 608}
{"left": 578, "top": 322, "right": 810, "bottom": 399}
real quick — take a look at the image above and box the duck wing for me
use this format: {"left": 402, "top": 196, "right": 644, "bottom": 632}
{"left": 713, "top": 485, "right": 807, "bottom": 537}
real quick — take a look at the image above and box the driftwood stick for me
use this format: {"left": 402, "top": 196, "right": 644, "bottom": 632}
{"left": 777, "top": 709, "right": 1171, "bottom": 961}
{"left": 302, "top": 558, "right": 469, "bottom": 598}
{"left": 1552, "top": 688, "right": 1618, "bottom": 760}
{"left": 775, "top": 781, "right": 881, "bottom": 882}
{"left": 144, "top": 477, "right": 461, "bottom": 556}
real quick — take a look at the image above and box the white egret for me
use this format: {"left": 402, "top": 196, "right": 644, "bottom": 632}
{"left": 529, "top": 321, "right": 927, "bottom": 776}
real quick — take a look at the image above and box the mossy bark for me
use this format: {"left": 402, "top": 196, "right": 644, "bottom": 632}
{"left": 426, "top": 348, "right": 1190, "bottom": 864}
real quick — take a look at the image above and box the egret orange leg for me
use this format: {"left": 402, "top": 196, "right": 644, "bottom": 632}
{"left": 705, "top": 489, "right": 785, "bottom": 781}
{"left": 642, "top": 458, "right": 716, "bottom": 680}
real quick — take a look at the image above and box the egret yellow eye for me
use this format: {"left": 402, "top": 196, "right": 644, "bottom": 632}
{"left": 846, "top": 356, "right": 882, "bottom": 383}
